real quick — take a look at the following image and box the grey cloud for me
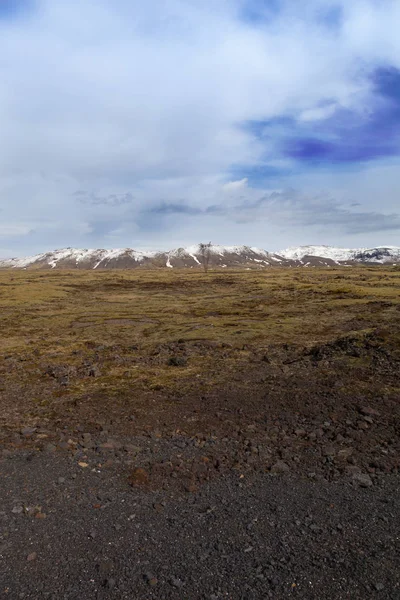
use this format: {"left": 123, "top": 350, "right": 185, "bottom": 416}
{"left": 75, "top": 191, "right": 134, "bottom": 207}
{"left": 238, "top": 190, "right": 400, "bottom": 234}
{"left": 147, "top": 202, "right": 202, "bottom": 216}
{"left": 137, "top": 189, "right": 400, "bottom": 235}
{"left": 300, "top": 204, "right": 400, "bottom": 234}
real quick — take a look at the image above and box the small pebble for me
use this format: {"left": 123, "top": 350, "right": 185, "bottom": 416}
{"left": 27, "top": 552, "right": 37, "bottom": 562}
{"left": 105, "top": 578, "right": 116, "bottom": 589}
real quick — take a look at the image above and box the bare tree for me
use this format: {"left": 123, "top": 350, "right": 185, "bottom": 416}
{"left": 199, "top": 242, "right": 212, "bottom": 273}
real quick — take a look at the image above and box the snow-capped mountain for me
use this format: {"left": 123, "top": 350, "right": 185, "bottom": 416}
{"left": 0, "top": 244, "right": 283, "bottom": 270}
{"left": 1, "top": 248, "right": 158, "bottom": 270}
{"left": 278, "top": 245, "right": 400, "bottom": 265}
{"left": 0, "top": 244, "right": 399, "bottom": 270}
{"left": 353, "top": 246, "right": 400, "bottom": 263}
{"left": 163, "top": 245, "right": 280, "bottom": 268}
{"left": 278, "top": 245, "right": 360, "bottom": 263}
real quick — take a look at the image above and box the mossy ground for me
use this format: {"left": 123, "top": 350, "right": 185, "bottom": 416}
{"left": 0, "top": 267, "right": 399, "bottom": 440}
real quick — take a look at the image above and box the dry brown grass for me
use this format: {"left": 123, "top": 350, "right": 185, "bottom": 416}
{"left": 0, "top": 268, "right": 400, "bottom": 352}
{"left": 0, "top": 267, "right": 399, "bottom": 433}
{"left": 0, "top": 267, "right": 399, "bottom": 350}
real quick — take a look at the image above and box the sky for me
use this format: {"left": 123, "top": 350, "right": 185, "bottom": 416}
{"left": 1, "top": 0, "right": 400, "bottom": 256}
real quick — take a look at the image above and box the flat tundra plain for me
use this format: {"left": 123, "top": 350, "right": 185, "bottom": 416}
{"left": 0, "top": 268, "right": 399, "bottom": 599}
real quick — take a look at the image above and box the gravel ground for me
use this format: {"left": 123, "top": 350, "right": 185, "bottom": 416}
{"left": 0, "top": 449, "right": 399, "bottom": 600}
{"left": 0, "top": 272, "right": 399, "bottom": 599}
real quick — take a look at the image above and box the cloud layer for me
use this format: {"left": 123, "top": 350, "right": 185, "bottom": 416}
{"left": 1, "top": 0, "right": 400, "bottom": 255}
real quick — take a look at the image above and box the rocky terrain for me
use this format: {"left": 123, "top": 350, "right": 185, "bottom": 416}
{"left": 0, "top": 243, "right": 400, "bottom": 270}
{"left": 1, "top": 451, "right": 399, "bottom": 600}
{"left": 0, "top": 267, "right": 399, "bottom": 598}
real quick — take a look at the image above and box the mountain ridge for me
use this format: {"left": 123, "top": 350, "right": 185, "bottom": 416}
{"left": 278, "top": 245, "right": 400, "bottom": 264}
{"left": 0, "top": 244, "right": 399, "bottom": 269}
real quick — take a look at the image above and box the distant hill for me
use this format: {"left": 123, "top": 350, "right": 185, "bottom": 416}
{"left": 1, "top": 244, "right": 399, "bottom": 269}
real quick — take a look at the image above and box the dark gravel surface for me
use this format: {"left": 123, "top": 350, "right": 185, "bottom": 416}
{"left": 1, "top": 310, "right": 399, "bottom": 599}
{"left": 0, "top": 449, "right": 399, "bottom": 600}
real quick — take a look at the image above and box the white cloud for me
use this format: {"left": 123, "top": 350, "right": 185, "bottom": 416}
{"left": 0, "top": 224, "right": 33, "bottom": 237}
{"left": 299, "top": 104, "right": 338, "bottom": 122}
{"left": 0, "top": 0, "right": 400, "bottom": 254}
{"left": 222, "top": 178, "right": 248, "bottom": 193}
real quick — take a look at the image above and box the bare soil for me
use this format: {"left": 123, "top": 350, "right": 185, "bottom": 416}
{"left": 0, "top": 268, "right": 399, "bottom": 598}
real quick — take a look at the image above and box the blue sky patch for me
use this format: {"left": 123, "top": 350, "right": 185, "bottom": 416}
{"left": 373, "top": 66, "right": 400, "bottom": 101}
{"left": 317, "top": 4, "right": 343, "bottom": 29}
{"left": 279, "top": 66, "right": 400, "bottom": 165}
{"left": 0, "top": 0, "right": 33, "bottom": 19}
{"left": 239, "top": 0, "right": 281, "bottom": 25}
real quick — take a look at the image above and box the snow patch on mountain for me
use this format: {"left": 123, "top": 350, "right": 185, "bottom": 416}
{"left": 354, "top": 246, "right": 400, "bottom": 263}
{"left": 188, "top": 253, "right": 200, "bottom": 265}
{"left": 278, "top": 245, "right": 400, "bottom": 264}
{"left": 0, "top": 247, "right": 158, "bottom": 269}
{"left": 278, "top": 245, "right": 359, "bottom": 262}
{"left": 1, "top": 243, "right": 400, "bottom": 269}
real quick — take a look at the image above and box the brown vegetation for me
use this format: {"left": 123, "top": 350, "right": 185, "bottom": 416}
{"left": 0, "top": 267, "right": 399, "bottom": 482}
